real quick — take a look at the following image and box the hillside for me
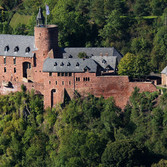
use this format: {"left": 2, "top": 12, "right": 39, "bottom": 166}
{"left": 0, "top": 86, "right": 167, "bottom": 166}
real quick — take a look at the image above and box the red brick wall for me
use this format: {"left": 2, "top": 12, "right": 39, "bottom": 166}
{"left": 0, "top": 56, "right": 33, "bottom": 82}
{"left": 34, "top": 25, "right": 59, "bottom": 58}
{"left": 43, "top": 73, "right": 157, "bottom": 109}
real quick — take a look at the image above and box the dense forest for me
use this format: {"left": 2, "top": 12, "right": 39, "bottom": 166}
{"left": 0, "top": 0, "right": 167, "bottom": 72}
{"left": 1, "top": 86, "right": 167, "bottom": 166}
{"left": 1, "top": 0, "right": 167, "bottom": 166}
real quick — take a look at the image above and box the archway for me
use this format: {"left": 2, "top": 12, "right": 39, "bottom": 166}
{"left": 23, "top": 62, "right": 31, "bottom": 78}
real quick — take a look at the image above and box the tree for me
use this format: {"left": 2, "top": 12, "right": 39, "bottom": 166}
{"left": 52, "top": 0, "right": 91, "bottom": 47}
{"left": 152, "top": 26, "right": 167, "bottom": 71}
{"left": 133, "top": 0, "right": 150, "bottom": 16}
{"left": 99, "top": 10, "right": 128, "bottom": 47}
{"left": 78, "top": 52, "right": 88, "bottom": 59}
{"left": 133, "top": 54, "right": 151, "bottom": 79}
{"left": 118, "top": 52, "right": 136, "bottom": 77}
{"left": 101, "top": 140, "right": 150, "bottom": 167}
{"left": 118, "top": 53, "right": 151, "bottom": 79}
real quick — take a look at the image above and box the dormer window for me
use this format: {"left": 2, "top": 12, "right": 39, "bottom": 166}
{"left": 67, "top": 62, "right": 71, "bottom": 66}
{"left": 69, "top": 55, "right": 73, "bottom": 58}
{"left": 4, "top": 46, "right": 9, "bottom": 52}
{"left": 60, "top": 62, "right": 64, "bottom": 66}
{"left": 25, "top": 47, "right": 30, "bottom": 53}
{"left": 84, "top": 66, "right": 90, "bottom": 72}
{"left": 14, "top": 46, "right": 19, "bottom": 52}
{"left": 102, "top": 59, "right": 107, "bottom": 64}
{"left": 76, "top": 62, "right": 79, "bottom": 66}
{"left": 54, "top": 62, "right": 57, "bottom": 66}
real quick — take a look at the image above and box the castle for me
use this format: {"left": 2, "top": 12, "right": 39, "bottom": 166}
{"left": 0, "top": 9, "right": 157, "bottom": 109}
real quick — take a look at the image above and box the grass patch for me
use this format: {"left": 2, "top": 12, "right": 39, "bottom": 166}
{"left": 10, "top": 12, "right": 31, "bottom": 29}
{"left": 142, "top": 16, "right": 158, "bottom": 19}
{"left": 120, "top": 15, "right": 159, "bottom": 19}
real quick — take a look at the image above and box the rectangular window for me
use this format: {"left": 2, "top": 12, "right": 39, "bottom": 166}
{"left": 49, "top": 72, "right": 52, "bottom": 76}
{"left": 69, "top": 72, "right": 72, "bottom": 76}
{"left": 4, "top": 57, "right": 6, "bottom": 64}
{"left": 76, "top": 77, "right": 80, "bottom": 81}
{"left": 62, "top": 81, "right": 64, "bottom": 85}
{"left": 55, "top": 81, "right": 57, "bottom": 85}
{"left": 69, "top": 81, "right": 71, "bottom": 85}
{"left": 49, "top": 81, "right": 51, "bottom": 84}
{"left": 65, "top": 72, "right": 68, "bottom": 76}
{"left": 4, "top": 67, "right": 6, "bottom": 73}
{"left": 13, "top": 58, "right": 16, "bottom": 65}
{"left": 61, "top": 72, "right": 64, "bottom": 76}
{"left": 83, "top": 77, "right": 90, "bottom": 81}
{"left": 58, "top": 72, "right": 60, "bottom": 76}
{"left": 14, "top": 68, "right": 16, "bottom": 73}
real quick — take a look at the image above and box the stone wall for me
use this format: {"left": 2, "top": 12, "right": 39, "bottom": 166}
{"left": 43, "top": 73, "right": 157, "bottom": 109}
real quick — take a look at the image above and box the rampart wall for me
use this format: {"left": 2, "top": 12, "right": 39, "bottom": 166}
{"left": 43, "top": 74, "right": 157, "bottom": 109}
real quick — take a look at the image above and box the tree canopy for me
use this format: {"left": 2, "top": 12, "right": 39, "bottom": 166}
{"left": 0, "top": 86, "right": 166, "bottom": 166}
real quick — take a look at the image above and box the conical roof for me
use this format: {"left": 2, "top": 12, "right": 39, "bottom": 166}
{"left": 37, "top": 8, "right": 44, "bottom": 20}
{"left": 36, "top": 8, "right": 45, "bottom": 26}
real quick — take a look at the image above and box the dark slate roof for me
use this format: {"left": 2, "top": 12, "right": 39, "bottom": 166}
{"left": 61, "top": 47, "right": 123, "bottom": 61}
{"left": 43, "top": 58, "right": 97, "bottom": 73}
{"left": 0, "top": 34, "right": 35, "bottom": 57}
{"left": 161, "top": 66, "right": 167, "bottom": 74}
{"left": 92, "top": 56, "right": 117, "bottom": 70}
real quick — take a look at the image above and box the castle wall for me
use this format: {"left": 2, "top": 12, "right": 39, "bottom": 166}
{"left": 43, "top": 73, "right": 157, "bottom": 109}
{"left": 0, "top": 56, "right": 33, "bottom": 82}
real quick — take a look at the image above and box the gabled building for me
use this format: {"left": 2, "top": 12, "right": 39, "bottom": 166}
{"left": 0, "top": 9, "right": 157, "bottom": 109}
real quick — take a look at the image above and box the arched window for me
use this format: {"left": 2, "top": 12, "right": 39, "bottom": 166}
{"left": 4, "top": 46, "right": 9, "bottom": 52}
{"left": 25, "top": 47, "right": 30, "bottom": 53}
{"left": 14, "top": 46, "right": 19, "bottom": 52}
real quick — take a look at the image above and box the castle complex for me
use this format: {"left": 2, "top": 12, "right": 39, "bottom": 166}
{"left": 0, "top": 9, "right": 157, "bottom": 109}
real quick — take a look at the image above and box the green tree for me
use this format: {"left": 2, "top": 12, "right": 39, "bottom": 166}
{"left": 78, "top": 52, "right": 88, "bottom": 59}
{"left": 152, "top": 26, "right": 167, "bottom": 71}
{"left": 101, "top": 140, "right": 150, "bottom": 167}
{"left": 133, "top": 54, "right": 151, "bottom": 79}
{"left": 99, "top": 10, "right": 128, "bottom": 47}
{"left": 118, "top": 52, "right": 136, "bottom": 77}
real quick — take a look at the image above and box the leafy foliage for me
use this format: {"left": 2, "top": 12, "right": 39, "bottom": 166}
{"left": 0, "top": 87, "right": 167, "bottom": 166}
{"left": 118, "top": 52, "right": 151, "bottom": 79}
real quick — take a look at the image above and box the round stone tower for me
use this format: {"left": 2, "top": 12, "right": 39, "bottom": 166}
{"left": 34, "top": 8, "right": 59, "bottom": 58}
